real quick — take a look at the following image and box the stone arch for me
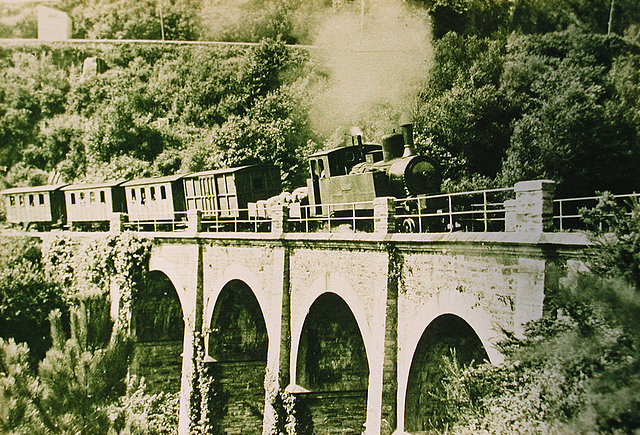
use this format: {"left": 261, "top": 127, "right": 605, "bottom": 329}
{"left": 130, "top": 269, "right": 185, "bottom": 394}
{"left": 148, "top": 256, "right": 191, "bottom": 318}
{"left": 294, "top": 292, "right": 370, "bottom": 434}
{"left": 403, "top": 313, "right": 490, "bottom": 433}
{"left": 205, "top": 279, "right": 269, "bottom": 434}
{"left": 204, "top": 264, "right": 274, "bottom": 343}
{"left": 207, "top": 279, "right": 269, "bottom": 362}
{"left": 290, "top": 272, "right": 374, "bottom": 382}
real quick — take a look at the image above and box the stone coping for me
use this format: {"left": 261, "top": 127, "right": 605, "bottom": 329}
{"left": 9, "top": 228, "right": 591, "bottom": 248}
{"left": 140, "top": 230, "right": 591, "bottom": 247}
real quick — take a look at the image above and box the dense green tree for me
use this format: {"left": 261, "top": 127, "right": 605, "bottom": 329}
{"left": 415, "top": 34, "right": 511, "bottom": 185}
{"left": 499, "top": 30, "right": 640, "bottom": 196}
{"left": 0, "top": 237, "right": 65, "bottom": 363}
{"left": 0, "top": 300, "right": 132, "bottom": 435}
{"left": 0, "top": 54, "right": 70, "bottom": 171}
{"left": 61, "top": 0, "right": 202, "bottom": 40}
{"left": 417, "top": 0, "right": 640, "bottom": 38}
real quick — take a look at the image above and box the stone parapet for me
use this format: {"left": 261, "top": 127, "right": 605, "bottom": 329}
{"left": 506, "top": 180, "right": 556, "bottom": 233}
{"left": 270, "top": 203, "right": 289, "bottom": 234}
{"left": 374, "top": 197, "right": 396, "bottom": 234}
{"left": 186, "top": 209, "right": 202, "bottom": 235}
{"left": 109, "top": 212, "right": 127, "bottom": 233}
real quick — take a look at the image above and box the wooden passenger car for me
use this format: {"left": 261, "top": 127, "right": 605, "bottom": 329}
{"left": 122, "top": 175, "right": 185, "bottom": 222}
{"left": 62, "top": 181, "right": 126, "bottom": 228}
{"left": 182, "top": 165, "right": 281, "bottom": 218}
{"left": 1, "top": 184, "right": 67, "bottom": 229}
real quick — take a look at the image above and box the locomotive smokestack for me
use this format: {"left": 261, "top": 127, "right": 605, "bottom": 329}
{"left": 350, "top": 126, "right": 365, "bottom": 159}
{"left": 401, "top": 122, "right": 415, "bottom": 157}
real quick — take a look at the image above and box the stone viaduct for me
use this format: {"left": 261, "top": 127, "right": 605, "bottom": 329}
{"left": 120, "top": 180, "right": 591, "bottom": 434}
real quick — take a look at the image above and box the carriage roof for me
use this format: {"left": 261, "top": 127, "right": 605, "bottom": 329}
{"left": 121, "top": 174, "right": 184, "bottom": 187}
{"left": 1, "top": 184, "right": 68, "bottom": 195}
{"left": 184, "top": 164, "right": 277, "bottom": 178}
{"left": 61, "top": 180, "right": 126, "bottom": 191}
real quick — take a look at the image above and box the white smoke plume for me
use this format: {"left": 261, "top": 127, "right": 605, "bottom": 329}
{"left": 308, "top": 0, "right": 432, "bottom": 140}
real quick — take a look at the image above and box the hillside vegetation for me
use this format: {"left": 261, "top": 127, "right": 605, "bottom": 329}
{"left": 1, "top": 2, "right": 640, "bottom": 433}
{"left": 0, "top": 0, "right": 639, "bottom": 197}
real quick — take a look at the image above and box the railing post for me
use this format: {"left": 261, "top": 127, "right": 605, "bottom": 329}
{"left": 187, "top": 209, "right": 202, "bottom": 235}
{"left": 506, "top": 180, "right": 555, "bottom": 232}
{"left": 374, "top": 197, "right": 396, "bottom": 234}
{"left": 109, "top": 212, "right": 126, "bottom": 233}
{"left": 270, "top": 203, "right": 289, "bottom": 234}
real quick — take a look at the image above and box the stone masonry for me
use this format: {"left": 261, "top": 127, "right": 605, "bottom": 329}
{"left": 108, "top": 180, "right": 591, "bottom": 434}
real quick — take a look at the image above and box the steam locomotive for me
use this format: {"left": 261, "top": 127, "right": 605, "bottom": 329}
{"left": 1, "top": 122, "right": 440, "bottom": 232}
{"left": 306, "top": 122, "right": 439, "bottom": 212}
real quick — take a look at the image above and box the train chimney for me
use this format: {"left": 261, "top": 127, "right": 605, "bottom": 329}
{"left": 350, "top": 126, "right": 365, "bottom": 160}
{"left": 401, "top": 122, "right": 415, "bottom": 157}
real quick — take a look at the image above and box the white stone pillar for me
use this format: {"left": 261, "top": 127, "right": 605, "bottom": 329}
{"left": 506, "top": 180, "right": 555, "bottom": 232}
{"left": 373, "top": 197, "right": 396, "bottom": 234}
{"left": 109, "top": 212, "right": 126, "bottom": 233}
{"left": 187, "top": 209, "right": 202, "bottom": 235}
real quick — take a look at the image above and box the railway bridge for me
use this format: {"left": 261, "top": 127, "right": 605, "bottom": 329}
{"left": 117, "top": 180, "right": 591, "bottom": 434}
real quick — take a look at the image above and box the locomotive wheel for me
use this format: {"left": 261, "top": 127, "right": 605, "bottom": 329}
{"left": 402, "top": 217, "right": 417, "bottom": 233}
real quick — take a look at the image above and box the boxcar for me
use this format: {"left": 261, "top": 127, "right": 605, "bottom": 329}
{"left": 122, "top": 175, "right": 185, "bottom": 222}
{"left": 62, "top": 180, "right": 126, "bottom": 228}
{"left": 182, "top": 165, "right": 281, "bottom": 218}
{"left": 2, "top": 184, "right": 67, "bottom": 228}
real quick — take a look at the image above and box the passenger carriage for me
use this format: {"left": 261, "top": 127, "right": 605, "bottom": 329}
{"left": 122, "top": 174, "right": 186, "bottom": 225}
{"left": 62, "top": 181, "right": 127, "bottom": 230}
{"left": 182, "top": 165, "right": 282, "bottom": 218}
{"left": 1, "top": 184, "right": 67, "bottom": 230}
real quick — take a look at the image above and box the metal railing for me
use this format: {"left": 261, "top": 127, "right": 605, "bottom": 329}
{"left": 123, "top": 212, "right": 188, "bottom": 232}
{"left": 287, "top": 200, "right": 376, "bottom": 233}
{"left": 118, "top": 189, "right": 640, "bottom": 235}
{"left": 201, "top": 208, "right": 273, "bottom": 233}
{"left": 553, "top": 192, "right": 640, "bottom": 231}
{"left": 394, "top": 188, "right": 515, "bottom": 233}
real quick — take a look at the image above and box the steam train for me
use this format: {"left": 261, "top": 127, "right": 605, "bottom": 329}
{"left": 1, "top": 122, "right": 440, "bottom": 231}
{"left": 306, "top": 122, "right": 439, "bottom": 210}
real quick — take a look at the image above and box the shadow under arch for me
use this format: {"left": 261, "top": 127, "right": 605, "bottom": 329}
{"left": 131, "top": 270, "right": 185, "bottom": 394}
{"left": 206, "top": 279, "right": 269, "bottom": 433}
{"left": 404, "top": 313, "right": 489, "bottom": 433}
{"left": 295, "top": 292, "right": 369, "bottom": 433}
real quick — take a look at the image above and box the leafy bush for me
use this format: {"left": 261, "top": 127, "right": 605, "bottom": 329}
{"left": 438, "top": 196, "right": 640, "bottom": 433}
{"left": 110, "top": 378, "right": 180, "bottom": 435}
{"left": 0, "top": 236, "right": 65, "bottom": 363}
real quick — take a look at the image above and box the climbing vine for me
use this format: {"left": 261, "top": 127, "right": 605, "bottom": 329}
{"left": 42, "top": 233, "right": 151, "bottom": 331}
{"left": 189, "top": 330, "right": 226, "bottom": 435}
{"left": 263, "top": 367, "right": 312, "bottom": 435}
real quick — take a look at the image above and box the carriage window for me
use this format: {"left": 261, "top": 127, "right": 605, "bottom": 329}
{"left": 89, "top": 192, "right": 96, "bottom": 203}
{"left": 39, "top": 194, "right": 45, "bottom": 205}
{"left": 80, "top": 192, "right": 85, "bottom": 204}
{"left": 19, "top": 195, "right": 24, "bottom": 206}
{"left": 100, "top": 191, "right": 106, "bottom": 203}
{"left": 160, "top": 185, "right": 167, "bottom": 200}
{"left": 140, "top": 188, "right": 146, "bottom": 205}
{"left": 9, "top": 196, "right": 15, "bottom": 206}
{"left": 150, "top": 186, "right": 156, "bottom": 201}
{"left": 131, "top": 189, "right": 136, "bottom": 201}
{"left": 71, "top": 193, "right": 76, "bottom": 204}
{"left": 29, "top": 195, "right": 34, "bottom": 206}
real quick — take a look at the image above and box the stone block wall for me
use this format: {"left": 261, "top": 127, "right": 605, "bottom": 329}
{"left": 143, "top": 231, "right": 587, "bottom": 435}
{"left": 130, "top": 341, "right": 183, "bottom": 393}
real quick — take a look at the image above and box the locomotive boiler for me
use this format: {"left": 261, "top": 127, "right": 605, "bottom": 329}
{"left": 306, "top": 123, "right": 440, "bottom": 215}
